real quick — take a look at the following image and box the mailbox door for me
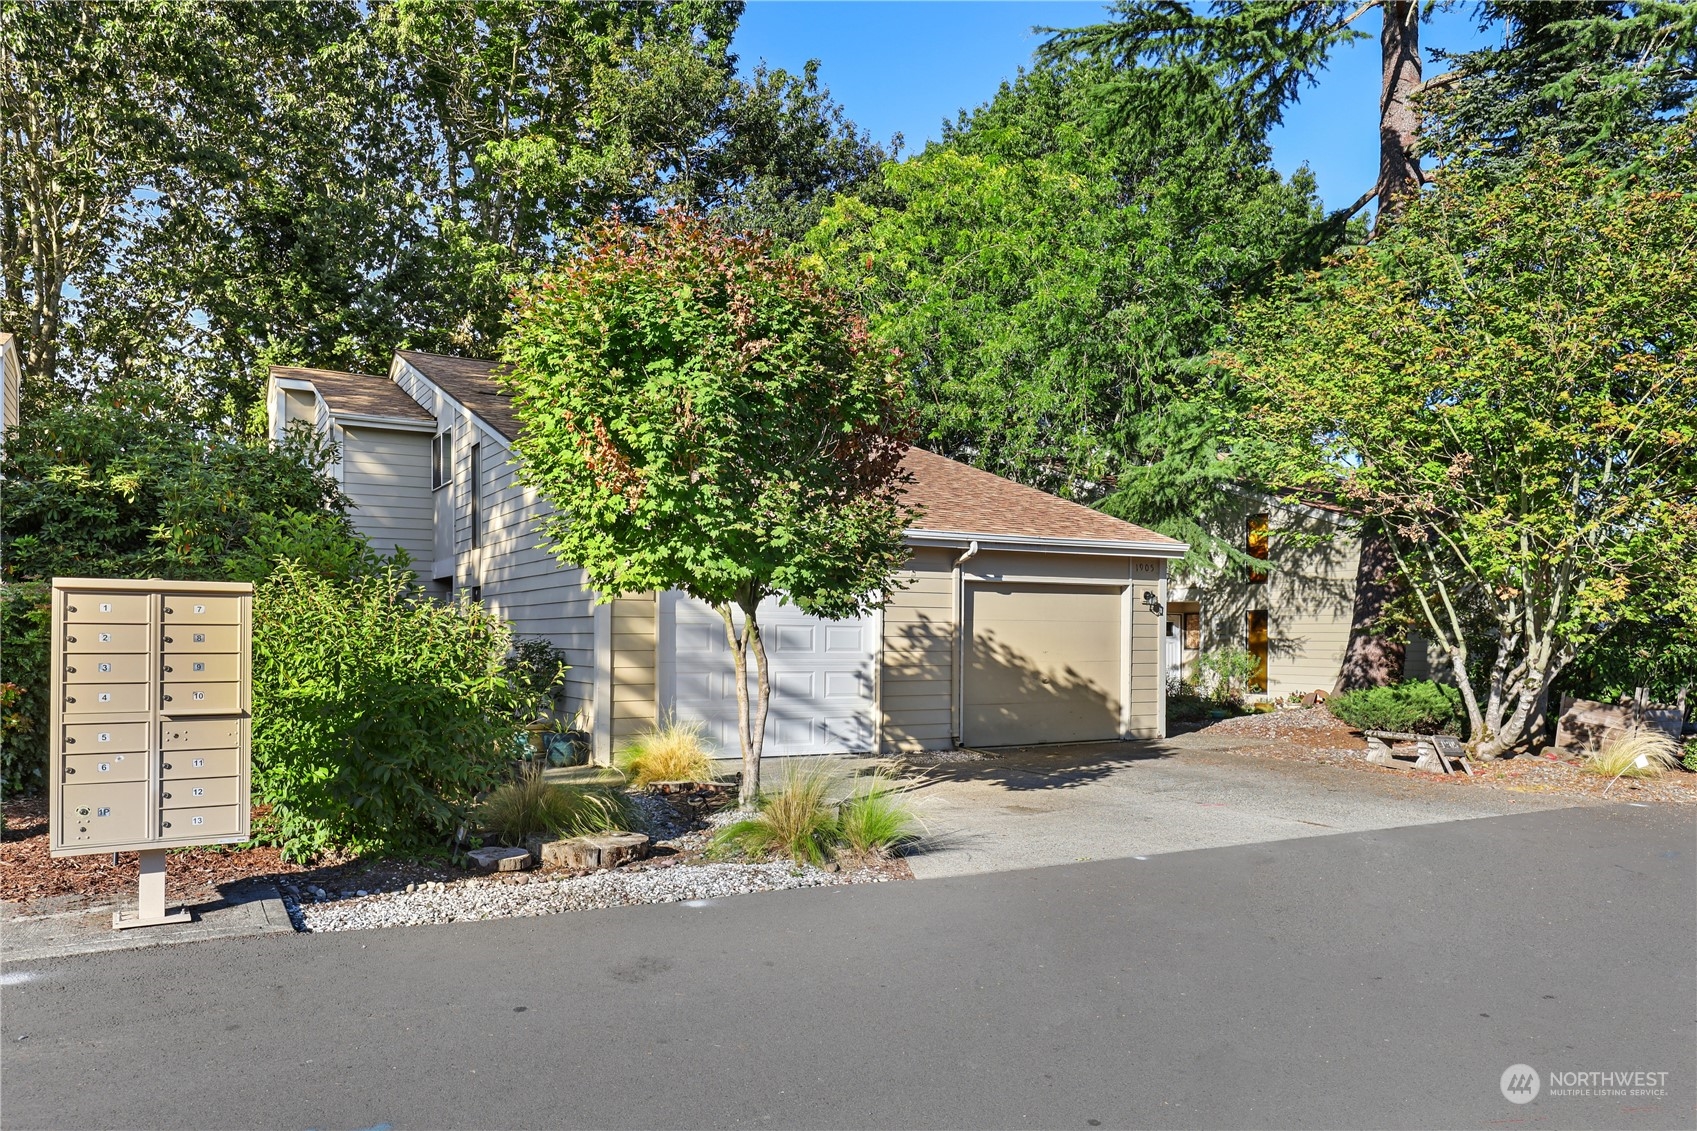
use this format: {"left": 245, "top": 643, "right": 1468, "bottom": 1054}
{"left": 63, "top": 653, "right": 150, "bottom": 683}
{"left": 63, "top": 624, "right": 149, "bottom": 653}
{"left": 63, "top": 681, "right": 150, "bottom": 714}
{"left": 160, "top": 625, "right": 239, "bottom": 653}
{"left": 63, "top": 721, "right": 149, "bottom": 754}
{"left": 61, "top": 781, "right": 150, "bottom": 847}
{"left": 159, "top": 805, "right": 240, "bottom": 838}
{"left": 161, "top": 597, "right": 241, "bottom": 624}
{"left": 159, "top": 682, "right": 239, "bottom": 713}
{"left": 161, "top": 748, "right": 239, "bottom": 779}
{"left": 63, "top": 752, "right": 146, "bottom": 783}
{"left": 162, "top": 654, "right": 240, "bottom": 682}
{"left": 63, "top": 594, "right": 150, "bottom": 623}
{"left": 159, "top": 776, "right": 239, "bottom": 807}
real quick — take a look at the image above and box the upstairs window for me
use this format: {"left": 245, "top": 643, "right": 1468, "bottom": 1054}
{"left": 432, "top": 430, "right": 453, "bottom": 490}
{"left": 1246, "top": 513, "right": 1269, "bottom": 584}
{"left": 469, "top": 442, "right": 483, "bottom": 549}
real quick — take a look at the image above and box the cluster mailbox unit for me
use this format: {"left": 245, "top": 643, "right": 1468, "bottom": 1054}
{"left": 50, "top": 578, "right": 254, "bottom": 928}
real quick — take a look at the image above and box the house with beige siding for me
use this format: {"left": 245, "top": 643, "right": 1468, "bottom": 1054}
{"left": 1166, "top": 494, "right": 1362, "bottom": 700}
{"left": 267, "top": 352, "right": 1188, "bottom": 761}
{"left": 1, "top": 332, "right": 20, "bottom": 451}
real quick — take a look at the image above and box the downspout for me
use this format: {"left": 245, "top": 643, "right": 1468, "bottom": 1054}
{"left": 950, "top": 540, "right": 980, "bottom": 745}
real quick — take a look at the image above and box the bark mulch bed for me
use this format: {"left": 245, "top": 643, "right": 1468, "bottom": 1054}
{"left": 1, "top": 795, "right": 466, "bottom": 912}
{"left": 1194, "top": 708, "right": 1697, "bottom": 804}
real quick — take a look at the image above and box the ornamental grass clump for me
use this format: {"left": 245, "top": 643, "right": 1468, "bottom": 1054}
{"left": 710, "top": 761, "right": 842, "bottom": 866}
{"left": 476, "top": 765, "right": 634, "bottom": 846}
{"left": 615, "top": 720, "right": 717, "bottom": 788}
{"left": 1583, "top": 731, "right": 1682, "bottom": 780}
{"left": 838, "top": 773, "right": 925, "bottom": 857}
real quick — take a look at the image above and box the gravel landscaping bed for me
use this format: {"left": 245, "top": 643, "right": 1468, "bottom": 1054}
{"left": 282, "top": 858, "right": 902, "bottom": 932}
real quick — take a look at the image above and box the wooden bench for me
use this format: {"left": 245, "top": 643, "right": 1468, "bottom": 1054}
{"left": 1363, "top": 730, "right": 1473, "bottom": 777}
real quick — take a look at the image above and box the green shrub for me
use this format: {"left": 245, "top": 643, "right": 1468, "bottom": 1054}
{"left": 616, "top": 720, "right": 716, "bottom": 787}
{"left": 1, "top": 582, "right": 51, "bottom": 798}
{"left": 1328, "top": 680, "right": 1464, "bottom": 735}
{"left": 1195, "top": 646, "right": 1261, "bottom": 704}
{"left": 475, "top": 765, "right": 633, "bottom": 846}
{"left": 251, "top": 562, "right": 544, "bottom": 861}
{"left": 1684, "top": 739, "right": 1697, "bottom": 774}
{"left": 711, "top": 761, "right": 842, "bottom": 866}
{"left": 504, "top": 637, "right": 570, "bottom": 723}
{"left": 838, "top": 775, "right": 924, "bottom": 857}
{"left": 222, "top": 508, "right": 390, "bottom": 584}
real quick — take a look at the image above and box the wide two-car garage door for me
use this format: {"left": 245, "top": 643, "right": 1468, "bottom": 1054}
{"left": 962, "top": 583, "right": 1125, "bottom": 747}
{"left": 668, "top": 594, "right": 877, "bottom": 757}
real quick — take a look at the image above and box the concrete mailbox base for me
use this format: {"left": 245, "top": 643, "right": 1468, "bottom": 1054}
{"left": 112, "top": 849, "right": 192, "bottom": 929}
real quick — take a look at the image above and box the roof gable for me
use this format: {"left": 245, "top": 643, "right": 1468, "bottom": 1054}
{"left": 392, "top": 350, "right": 1180, "bottom": 550}
{"left": 270, "top": 365, "right": 434, "bottom": 425}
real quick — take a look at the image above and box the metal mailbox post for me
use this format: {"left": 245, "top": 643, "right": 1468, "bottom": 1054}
{"left": 49, "top": 578, "right": 254, "bottom": 929}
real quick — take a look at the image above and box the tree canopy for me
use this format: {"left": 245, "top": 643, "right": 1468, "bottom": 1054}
{"left": 805, "top": 62, "right": 1327, "bottom": 569}
{"left": 1224, "top": 125, "right": 1697, "bottom": 756}
{"left": 502, "top": 211, "right": 912, "bottom": 801}
{"left": 1, "top": 0, "right": 887, "bottom": 421}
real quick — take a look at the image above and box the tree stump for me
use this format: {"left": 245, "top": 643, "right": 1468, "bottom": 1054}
{"left": 540, "top": 832, "right": 650, "bottom": 872}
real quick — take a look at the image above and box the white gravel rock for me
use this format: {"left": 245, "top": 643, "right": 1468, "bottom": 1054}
{"left": 284, "top": 860, "right": 884, "bottom": 933}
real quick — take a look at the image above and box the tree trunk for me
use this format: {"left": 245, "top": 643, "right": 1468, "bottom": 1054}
{"left": 718, "top": 595, "right": 770, "bottom": 809}
{"left": 1376, "top": 0, "right": 1424, "bottom": 225}
{"left": 1332, "top": 522, "right": 1406, "bottom": 694}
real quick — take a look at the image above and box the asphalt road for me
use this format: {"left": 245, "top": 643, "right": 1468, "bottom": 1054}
{"left": 3, "top": 804, "right": 1692, "bottom": 1131}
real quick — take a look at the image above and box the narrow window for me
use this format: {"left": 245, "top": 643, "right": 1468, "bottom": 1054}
{"left": 1182, "top": 612, "right": 1200, "bottom": 651}
{"left": 468, "top": 441, "right": 482, "bottom": 548}
{"left": 432, "top": 430, "right": 452, "bottom": 490}
{"left": 1246, "top": 513, "right": 1269, "bottom": 583}
{"left": 1246, "top": 610, "right": 1269, "bottom": 693}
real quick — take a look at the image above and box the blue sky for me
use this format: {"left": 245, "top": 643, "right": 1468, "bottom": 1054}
{"left": 733, "top": 1, "right": 1504, "bottom": 213}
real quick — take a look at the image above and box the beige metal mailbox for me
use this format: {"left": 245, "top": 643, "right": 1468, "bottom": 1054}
{"left": 50, "top": 578, "right": 253, "bottom": 929}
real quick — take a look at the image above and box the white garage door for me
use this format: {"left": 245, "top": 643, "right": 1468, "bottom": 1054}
{"left": 963, "top": 583, "right": 1125, "bottom": 747}
{"left": 666, "top": 593, "right": 877, "bottom": 757}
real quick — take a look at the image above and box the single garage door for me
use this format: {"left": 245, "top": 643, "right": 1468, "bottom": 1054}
{"left": 963, "top": 583, "right": 1124, "bottom": 747}
{"left": 669, "top": 594, "right": 877, "bottom": 757}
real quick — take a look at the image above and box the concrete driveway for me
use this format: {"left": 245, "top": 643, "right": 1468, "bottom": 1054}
{"left": 901, "top": 732, "right": 1586, "bottom": 879}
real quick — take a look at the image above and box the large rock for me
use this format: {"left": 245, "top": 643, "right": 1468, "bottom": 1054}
{"left": 467, "top": 846, "right": 533, "bottom": 873}
{"left": 540, "top": 832, "right": 650, "bottom": 872}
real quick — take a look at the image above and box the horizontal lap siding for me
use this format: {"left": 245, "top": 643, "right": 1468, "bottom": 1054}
{"left": 393, "top": 360, "right": 597, "bottom": 727}
{"left": 879, "top": 548, "right": 956, "bottom": 753}
{"left": 1129, "top": 560, "right": 1162, "bottom": 738}
{"left": 340, "top": 427, "right": 435, "bottom": 567}
{"left": 611, "top": 595, "right": 657, "bottom": 742}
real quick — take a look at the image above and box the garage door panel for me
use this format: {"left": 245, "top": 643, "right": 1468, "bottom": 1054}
{"left": 964, "top": 584, "right": 1125, "bottom": 747}
{"left": 670, "top": 594, "right": 876, "bottom": 757}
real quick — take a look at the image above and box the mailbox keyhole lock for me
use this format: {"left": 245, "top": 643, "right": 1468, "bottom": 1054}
{"left": 162, "top": 695, "right": 172, "bottom": 702}
{"left": 163, "top": 821, "right": 172, "bottom": 829}
{"left": 66, "top": 665, "right": 76, "bottom": 674}
{"left": 162, "top": 763, "right": 171, "bottom": 770}
{"left": 164, "top": 607, "right": 173, "bottom": 614}
{"left": 164, "top": 666, "right": 173, "bottom": 673}
{"left": 66, "top": 636, "right": 76, "bottom": 644}
{"left": 162, "top": 792, "right": 171, "bottom": 800}
{"left": 66, "top": 767, "right": 75, "bottom": 774}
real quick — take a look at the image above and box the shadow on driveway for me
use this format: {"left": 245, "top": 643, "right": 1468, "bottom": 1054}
{"left": 898, "top": 738, "right": 1182, "bottom": 792}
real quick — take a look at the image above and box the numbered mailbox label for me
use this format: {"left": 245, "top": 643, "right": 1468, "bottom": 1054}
{"left": 194, "top": 633, "right": 206, "bottom": 643}
{"left": 97, "top": 807, "right": 111, "bottom": 818}
{"left": 98, "top": 732, "right": 110, "bottom": 743}
{"left": 191, "top": 787, "right": 205, "bottom": 797}
{"left": 191, "top": 758, "right": 205, "bottom": 768}
{"left": 97, "top": 692, "right": 111, "bottom": 703}
{"left": 98, "top": 762, "right": 111, "bottom": 773}
{"left": 98, "top": 662, "right": 111, "bottom": 673}
{"left": 99, "top": 633, "right": 112, "bottom": 643}
{"left": 192, "top": 662, "right": 205, "bottom": 673}
{"left": 99, "top": 602, "right": 113, "bottom": 613}
{"left": 191, "top": 816, "right": 205, "bottom": 826}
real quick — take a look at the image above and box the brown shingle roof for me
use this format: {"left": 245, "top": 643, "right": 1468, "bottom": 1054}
{"left": 271, "top": 365, "right": 434, "bottom": 424}
{"left": 395, "top": 351, "right": 521, "bottom": 440}
{"left": 389, "top": 351, "right": 1178, "bottom": 548}
{"left": 898, "top": 446, "right": 1178, "bottom": 547}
